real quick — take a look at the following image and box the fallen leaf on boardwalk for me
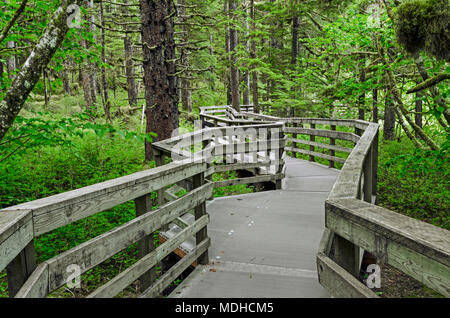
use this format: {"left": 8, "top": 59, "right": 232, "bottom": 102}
{"left": 209, "top": 268, "right": 216, "bottom": 272}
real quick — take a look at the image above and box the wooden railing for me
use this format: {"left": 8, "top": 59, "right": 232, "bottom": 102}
{"left": 203, "top": 105, "right": 449, "bottom": 298}
{"left": 236, "top": 110, "right": 450, "bottom": 298}
{"left": 1, "top": 162, "right": 212, "bottom": 298}
{"left": 2, "top": 105, "right": 448, "bottom": 298}
{"left": 152, "top": 121, "right": 286, "bottom": 190}
{"left": 0, "top": 117, "right": 286, "bottom": 298}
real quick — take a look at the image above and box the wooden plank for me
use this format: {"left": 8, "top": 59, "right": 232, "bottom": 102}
{"left": 135, "top": 194, "right": 156, "bottom": 292}
{"left": 15, "top": 262, "right": 49, "bottom": 298}
{"left": 140, "top": 238, "right": 210, "bottom": 298}
{"left": 318, "top": 228, "right": 334, "bottom": 255}
{"left": 317, "top": 253, "right": 378, "bottom": 298}
{"left": 284, "top": 127, "right": 360, "bottom": 143}
{"left": 88, "top": 215, "right": 209, "bottom": 298}
{"left": 6, "top": 240, "right": 37, "bottom": 297}
{"left": 213, "top": 173, "right": 283, "bottom": 188}
{"left": 9, "top": 162, "right": 206, "bottom": 236}
{"left": 285, "top": 147, "right": 346, "bottom": 163}
{"left": 45, "top": 183, "right": 213, "bottom": 292}
{"left": 0, "top": 210, "right": 33, "bottom": 272}
{"left": 328, "top": 123, "right": 378, "bottom": 199}
{"left": 212, "top": 138, "right": 286, "bottom": 156}
{"left": 326, "top": 198, "right": 450, "bottom": 296}
{"left": 288, "top": 138, "right": 353, "bottom": 153}
{"left": 193, "top": 173, "right": 208, "bottom": 265}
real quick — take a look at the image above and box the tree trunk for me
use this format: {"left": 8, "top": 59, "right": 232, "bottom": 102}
{"left": 99, "top": 0, "right": 111, "bottom": 122}
{"left": 178, "top": 0, "right": 192, "bottom": 113}
{"left": 414, "top": 55, "right": 449, "bottom": 125}
{"left": 415, "top": 90, "right": 423, "bottom": 137}
{"left": 229, "top": 0, "right": 240, "bottom": 111}
{"left": 123, "top": 0, "right": 138, "bottom": 107}
{"left": 140, "top": 0, "right": 179, "bottom": 160}
{"left": 358, "top": 55, "right": 365, "bottom": 120}
{"left": 225, "top": 0, "right": 232, "bottom": 105}
{"left": 372, "top": 88, "right": 378, "bottom": 123}
{"left": 6, "top": 41, "right": 16, "bottom": 79}
{"left": 383, "top": 94, "right": 395, "bottom": 140}
{"left": 250, "top": 0, "right": 258, "bottom": 113}
{"left": 290, "top": 13, "right": 299, "bottom": 117}
{"left": 242, "top": 0, "right": 250, "bottom": 106}
{"left": 0, "top": 1, "right": 74, "bottom": 141}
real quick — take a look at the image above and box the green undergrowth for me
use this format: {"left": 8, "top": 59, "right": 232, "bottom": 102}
{"left": 378, "top": 138, "right": 449, "bottom": 230}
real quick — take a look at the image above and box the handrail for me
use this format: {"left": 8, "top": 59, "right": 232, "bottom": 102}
{"left": 201, "top": 106, "right": 450, "bottom": 298}
{"left": 1, "top": 161, "right": 211, "bottom": 297}
{"left": 2, "top": 105, "right": 448, "bottom": 298}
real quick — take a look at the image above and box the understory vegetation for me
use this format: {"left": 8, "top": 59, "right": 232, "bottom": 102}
{"left": 0, "top": 0, "right": 448, "bottom": 298}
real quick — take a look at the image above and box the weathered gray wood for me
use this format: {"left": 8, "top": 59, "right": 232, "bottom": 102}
{"left": 328, "top": 123, "right": 378, "bottom": 199}
{"left": 193, "top": 172, "right": 208, "bottom": 265}
{"left": 285, "top": 147, "right": 347, "bottom": 164}
{"left": 14, "top": 262, "right": 49, "bottom": 298}
{"left": 0, "top": 209, "right": 33, "bottom": 272}
{"left": 2, "top": 162, "right": 206, "bottom": 236}
{"left": 329, "top": 125, "right": 336, "bottom": 168}
{"left": 212, "top": 138, "right": 286, "bottom": 156}
{"left": 6, "top": 240, "right": 37, "bottom": 297}
{"left": 309, "top": 123, "right": 316, "bottom": 162}
{"left": 362, "top": 146, "right": 373, "bottom": 203}
{"left": 326, "top": 198, "right": 450, "bottom": 296}
{"left": 88, "top": 215, "right": 209, "bottom": 298}
{"left": 318, "top": 228, "right": 334, "bottom": 255}
{"left": 45, "top": 183, "right": 213, "bottom": 292}
{"left": 317, "top": 253, "right": 378, "bottom": 298}
{"left": 135, "top": 194, "right": 156, "bottom": 292}
{"left": 288, "top": 137, "right": 353, "bottom": 153}
{"left": 332, "top": 234, "right": 360, "bottom": 278}
{"left": 140, "top": 237, "right": 210, "bottom": 298}
{"left": 285, "top": 127, "right": 360, "bottom": 143}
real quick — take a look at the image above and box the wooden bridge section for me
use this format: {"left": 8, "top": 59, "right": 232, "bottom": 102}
{"left": 1, "top": 105, "right": 449, "bottom": 298}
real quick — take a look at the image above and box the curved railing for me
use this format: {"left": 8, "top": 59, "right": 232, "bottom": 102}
{"left": 201, "top": 105, "right": 450, "bottom": 298}
{"left": 1, "top": 105, "right": 448, "bottom": 298}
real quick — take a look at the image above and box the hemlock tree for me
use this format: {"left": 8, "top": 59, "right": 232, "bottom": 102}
{"left": 140, "top": 0, "right": 179, "bottom": 160}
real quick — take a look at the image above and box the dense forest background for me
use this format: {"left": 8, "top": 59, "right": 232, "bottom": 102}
{"left": 0, "top": 0, "right": 448, "bottom": 297}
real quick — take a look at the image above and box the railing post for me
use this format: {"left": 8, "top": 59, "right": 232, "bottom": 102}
{"left": 329, "top": 125, "right": 336, "bottom": 168}
{"left": 193, "top": 171, "right": 209, "bottom": 265}
{"left": 276, "top": 126, "right": 284, "bottom": 189}
{"left": 134, "top": 194, "right": 156, "bottom": 292}
{"left": 309, "top": 123, "right": 316, "bottom": 162}
{"left": 333, "top": 235, "right": 360, "bottom": 278}
{"left": 6, "top": 241, "right": 36, "bottom": 297}
{"left": 372, "top": 130, "right": 378, "bottom": 202}
{"left": 363, "top": 146, "right": 373, "bottom": 203}
{"left": 292, "top": 122, "right": 298, "bottom": 158}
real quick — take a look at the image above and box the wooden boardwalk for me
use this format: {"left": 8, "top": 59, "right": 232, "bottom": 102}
{"left": 169, "top": 157, "right": 337, "bottom": 298}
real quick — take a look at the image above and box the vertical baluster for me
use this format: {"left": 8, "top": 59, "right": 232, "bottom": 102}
{"left": 6, "top": 241, "right": 36, "bottom": 297}
{"left": 193, "top": 172, "right": 209, "bottom": 265}
{"left": 134, "top": 194, "right": 156, "bottom": 292}
{"left": 329, "top": 125, "right": 336, "bottom": 168}
{"left": 309, "top": 123, "right": 316, "bottom": 162}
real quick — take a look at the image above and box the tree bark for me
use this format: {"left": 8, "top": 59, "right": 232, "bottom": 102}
{"left": 0, "top": 1, "right": 75, "bottom": 141}
{"left": 99, "top": 0, "right": 111, "bottom": 122}
{"left": 123, "top": 0, "right": 138, "bottom": 107}
{"left": 383, "top": 94, "right": 395, "bottom": 141}
{"left": 242, "top": 0, "right": 250, "bottom": 106}
{"left": 178, "top": 0, "right": 192, "bottom": 113}
{"left": 140, "top": 0, "right": 179, "bottom": 160}
{"left": 250, "top": 0, "right": 258, "bottom": 113}
{"left": 229, "top": 0, "right": 240, "bottom": 111}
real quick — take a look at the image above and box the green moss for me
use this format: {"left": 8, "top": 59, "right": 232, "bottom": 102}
{"left": 394, "top": 0, "right": 449, "bottom": 61}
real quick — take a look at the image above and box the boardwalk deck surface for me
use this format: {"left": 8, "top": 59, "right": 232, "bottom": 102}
{"left": 169, "top": 157, "right": 338, "bottom": 298}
